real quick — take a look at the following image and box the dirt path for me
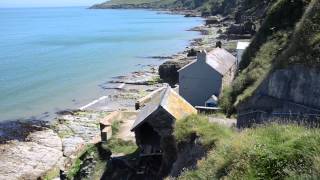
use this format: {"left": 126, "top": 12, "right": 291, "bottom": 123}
{"left": 116, "top": 114, "right": 136, "bottom": 142}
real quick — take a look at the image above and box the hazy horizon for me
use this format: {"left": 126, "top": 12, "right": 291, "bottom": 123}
{"left": 0, "top": 0, "right": 106, "bottom": 8}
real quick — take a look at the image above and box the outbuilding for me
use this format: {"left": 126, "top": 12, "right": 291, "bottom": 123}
{"left": 178, "top": 48, "right": 236, "bottom": 106}
{"left": 131, "top": 85, "right": 197, "bottom": 177}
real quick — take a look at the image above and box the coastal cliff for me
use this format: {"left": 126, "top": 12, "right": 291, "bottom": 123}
{"left": 219, "top": 0, "right": 320, "bottom": 127}
{"left": 1, "top": 0, "right": 319, "bottom": 179}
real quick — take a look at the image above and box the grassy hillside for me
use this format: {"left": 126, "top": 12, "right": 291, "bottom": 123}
{"left": 175, "top": 115, "right": 320, "bottom": 179}
{"left": 91, "top": 0, "right": 239, "bottom": 16}
{"left": 96, "top": 0, "right": 160, "bottom": 5}
{"left": 219, "top": 0, "right": 318, "bottom": 115}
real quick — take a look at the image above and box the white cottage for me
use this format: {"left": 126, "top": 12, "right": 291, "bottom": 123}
{"left": 178, "top": 48, "right": 236, "bottom": 106}
{"left": 236, "top": 41, "right": 250, "bottom": 65}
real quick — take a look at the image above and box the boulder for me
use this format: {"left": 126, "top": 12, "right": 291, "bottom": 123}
{"left": 205, "top": 16, "right": 220, "bottom": 25}
{"left": 159, "top": 60, "right": 192, "bottom": 86}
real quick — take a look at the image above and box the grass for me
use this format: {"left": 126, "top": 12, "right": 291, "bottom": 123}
{"left": 176, "top": 120, "right": 320, "bottom": 179}
{"left": 146, "top": 76, "right": 163, "bottom": 85}
{"left": 219, "top": 0, "right": 311, "bottom": 115}
{"left": 111, "top": 120, "right": 121, "bottom": 135}
{"left": 66, "top": 144, "right": 110, "bottom": 180}
{"left": 174, "top": 115, "right": 233, "bottom": 149}
{"left": 109, "top": 118, "right": 138, "bottom": 155}
{"left": 43, "top": 166, "right": 60, "bottom": 180}
{"left": 66, "top": 144, "right": 96, "bottom": 179}
{"left": 106, "top": 138, "right": 138, "bottom": 154}
{"left": 67, "top": 158, "right": 83, "bottom": 180}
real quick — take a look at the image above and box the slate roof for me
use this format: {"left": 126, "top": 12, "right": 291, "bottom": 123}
{"left": 206, "top": 48, "right": 236, "bottom": 75}
{"left": 131, "top": 86, "right": 197, "bottom": 131}
{"left": 178, "top": 48, "right": 236, "bottom": 75}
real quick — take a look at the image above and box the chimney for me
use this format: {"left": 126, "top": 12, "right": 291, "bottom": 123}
{"left": 197, "top": 50, "right": 207, "bottom": 63}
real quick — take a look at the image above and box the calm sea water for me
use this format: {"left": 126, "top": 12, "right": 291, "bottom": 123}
{"left": 0, "top": 7, "right": 201, "bottom": 121}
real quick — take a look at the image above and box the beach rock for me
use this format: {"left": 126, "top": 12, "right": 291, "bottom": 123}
{"left": 227, "top": 24, "right": 244, "bottom": 34}
{"left": 62, "top": 137, "right": 85, "bottom": 157}
{"left": 0, "top": 129, "right": 63, "bottom": 180}
{"left": 205, "top": 16, "right": 220, "bottom": 25}
{"left": 159, "top": 61, "right": 181, "bottom": 86}
{"left": 27, "top": 129, "right": 62, "bottom": 150}
{"left": 187, "top": 49, "right": 198, "bottom": 57}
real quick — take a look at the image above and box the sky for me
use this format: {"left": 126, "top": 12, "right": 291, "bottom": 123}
{"left": 0, "top": 0, "right": 106, "bottom": 8}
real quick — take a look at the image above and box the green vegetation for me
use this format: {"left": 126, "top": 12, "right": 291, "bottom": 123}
{"left": 106, "top": 138, "right": 138, "bottom": 154}
{"left": 220, "top": 31, "right": 289, "bottom": 113}
{"left": 100, "top": 0, "right": 159, "bottom": 5}
{"left": 146, "top": 76, "right": 163, "bottom": 85}
{"left": 219, "top": 0, "right": 314, "bottom": 115}
{"left": 67, "top": 158, "right": 83, "bottom": 179}
{"left": 92, "top": 0, "right": 238, "bottom": 16}
{"left": 174, "top": 115, "right": 233, "bottom": 149}
{"left": 175, "top": 115, "right": 320, "bottom": 179}
{"left": 43, "top": 166, "right": 60, "bottom": 180}
{"left": 276, "top": 0, "right": 320, "bottom": 67}
{"left": 111, "top": 120, "right": 121, "bottom": 135}
{"left": 66, "top": 144, "right": 96, "bottom": 179}
{"left": 109, "top": 119, "right": 138, "bottom": 154}
{"left": 66, "top": 116, "right": 138, "bottom": 179}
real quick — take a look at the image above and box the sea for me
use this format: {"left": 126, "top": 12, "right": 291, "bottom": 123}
{"left": 0, "top": 7, "right": 202, "bottom": 121}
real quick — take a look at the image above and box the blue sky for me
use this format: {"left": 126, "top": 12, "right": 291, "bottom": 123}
{"left": 0, "top": 0, "right": 106, "bottom": 8}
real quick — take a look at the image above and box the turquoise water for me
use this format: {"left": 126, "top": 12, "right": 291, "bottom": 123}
{"left": 0, "top": 7, "right": 201, "bottom": 121}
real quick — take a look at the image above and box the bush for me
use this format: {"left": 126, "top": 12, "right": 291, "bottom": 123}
{"left": 178, "top": 124, "right": 320, "bottom": 179}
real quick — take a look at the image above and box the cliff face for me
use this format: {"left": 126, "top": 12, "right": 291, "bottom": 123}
{"left": 230, "top": 0, "right": 320, "bottom": 127}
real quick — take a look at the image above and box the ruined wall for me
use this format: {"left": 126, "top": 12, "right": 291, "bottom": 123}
{"left": 237, "top": 65, "right": 320, "bottom": 127}
{"left": 221, "top": 63, "right": 236, "bottom": 93}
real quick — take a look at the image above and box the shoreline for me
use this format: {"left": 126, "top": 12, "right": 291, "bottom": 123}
{"left": 0, "top": 7, "right": 251, "bottom": 179}
{"left": 0, "top": 10, "right": 206, "bottom": 143}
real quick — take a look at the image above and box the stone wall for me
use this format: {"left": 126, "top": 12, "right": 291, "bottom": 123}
{"left": 237, "top": 65, "right": 320, "bottom": 127}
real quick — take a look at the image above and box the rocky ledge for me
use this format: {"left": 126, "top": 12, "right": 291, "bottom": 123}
{"left": 0, "top": 129, "right": 63, "bottom": 180}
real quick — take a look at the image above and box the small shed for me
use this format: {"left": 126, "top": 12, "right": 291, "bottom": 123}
{"left": 131, "top": 86, "right": 197, "bottom": 176}
{"left": 236, "top": 41, "right": 250, "bottom": 65}
{"left": 178, "top": 48, "right": 236, "bottom": 106}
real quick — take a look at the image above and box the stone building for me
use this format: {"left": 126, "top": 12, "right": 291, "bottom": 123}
{"left": 131, "top": 86, "right": 197, "bottom": 177}
{"left": 178, "top": 48, "right": 236, "bottom": 106}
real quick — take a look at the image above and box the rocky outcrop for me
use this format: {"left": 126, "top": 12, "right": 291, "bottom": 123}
{"left": 170, "top": 140, "right": 206, "bottom": 177}
{"left": 159, "top": 57, "right": 194, "bottom": 86}
{"left": 0, "top": 129, "right": 63, "bottom": 180}
{"left": 52, "top": 111, "right": 106, "bottom": 172}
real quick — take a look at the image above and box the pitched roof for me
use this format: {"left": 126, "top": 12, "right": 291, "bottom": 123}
{"left": 206, "top": 48, "right": 236, "bottom": 75}
{"left": 131, "top": 86, "right": 197, "bottom": 131}
{"left": 178, "top": 48, "right": 236, "bottom": 75}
